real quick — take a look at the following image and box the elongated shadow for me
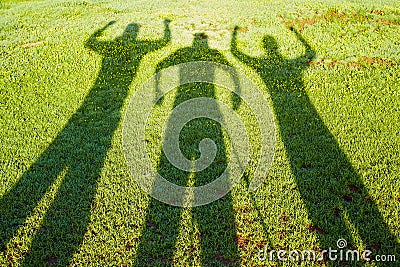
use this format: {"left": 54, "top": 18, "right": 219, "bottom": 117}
{"left": 134, "top": 33, "right": 242, "bottom": 266}
{"left": 0, "top": 20, "right": 171, "bottom": 266}
{"left": 231, "top": 26, "right": 399, "bottom": 265}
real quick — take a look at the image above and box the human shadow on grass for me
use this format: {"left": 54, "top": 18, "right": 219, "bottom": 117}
{"left": 133, "top": 33, "right": 242, "bottom": 266}
{"left": 0, "top": 19, "right": 171, "bottom": 266}
{"left": 231, "top": 26, "right": 399, "bottom": 265}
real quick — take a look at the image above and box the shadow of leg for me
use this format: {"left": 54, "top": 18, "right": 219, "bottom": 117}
{"left": 194, "top": 194, "right": 240, "bottom": 267}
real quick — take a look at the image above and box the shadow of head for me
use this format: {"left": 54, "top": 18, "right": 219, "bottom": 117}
{"left": 193, "top": 32, "right": 209, "bottom": 48}
{"left": 122, "top": 23, "right": 140, "bottom": 41}
{"left": 262, "top": 35, "right": 279, "bottom": 53}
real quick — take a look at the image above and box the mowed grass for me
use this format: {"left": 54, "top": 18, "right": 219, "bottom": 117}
{"left": 1, "top": 0, "right": 400, "bottom": 266}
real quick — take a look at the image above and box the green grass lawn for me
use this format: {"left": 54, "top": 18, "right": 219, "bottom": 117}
{"left": 1, "top": 0, "right": 399, "bottom": 266}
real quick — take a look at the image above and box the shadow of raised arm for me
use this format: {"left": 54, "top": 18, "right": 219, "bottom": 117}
{"left": 149, "top": 19, "right": 172, "bottom": 52}
{"left": 153, "top": 19, "right": 173, "bottom": 104}
{"left": 162, "top": 19, "right": 172, "bottom": 45}
{"left": 289, "top": 26, "right": 315, "bottom": 62}
{"left": 230, "top": 26, "right": 257, "bottom": 67}
{"left": 85, "top": 21, "right": 116, "bottom": 53}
